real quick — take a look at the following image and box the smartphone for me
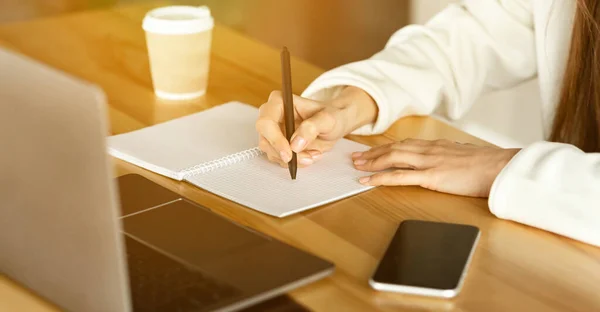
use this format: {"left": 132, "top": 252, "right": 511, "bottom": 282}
{"left": 369, "top": 219, "right": 480, "bottom": 298}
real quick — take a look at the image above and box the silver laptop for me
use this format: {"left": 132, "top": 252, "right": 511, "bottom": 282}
{"left": 0, "top": 47, "right": 333, "bottom": 312}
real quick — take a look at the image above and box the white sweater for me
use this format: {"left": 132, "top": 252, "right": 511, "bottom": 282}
{"left": 301, "top": 0, "right": 600, "bottom": 247}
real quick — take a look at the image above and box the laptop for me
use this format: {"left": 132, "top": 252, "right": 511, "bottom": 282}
{"left": 0, "top": 47, "right": 334, "bottom": 311}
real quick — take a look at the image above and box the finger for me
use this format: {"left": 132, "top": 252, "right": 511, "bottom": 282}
{"left": 268, "top": 137, "right": 316, "bottom": 167}
{"left": 278, "top": 118, "right": 303, "bottom": 139}
{"left": 296, "top": 152, "right": 315, "bottom": 167}
{"left": 359, "top": 170, "right": 428, "bottom": 186}
{"left": 291, "top": 94, "right": 326, "bottom": 119}
{"left": 305, "top": 139, "right": 336, "bottom": 154}
{"left": 256, "top": 119, "right": 293, "bottom": 162}
{"left": 273, "top": 151, "right": 314, "bottom": 167}
{"left": 261, "top": 135, "right": 315, "bottom": 167}
{"left": 397, "top": 141, "right": 448, "bottom": 156}
{"left": 268, "top": 154, "right": 287, "bottom": 168}
{"left": 305, "top": 150, "right": 323, "bottom": 161}
{"left": 269, "top": 153, "right": 315, "bottom": 168}
{"left": 290, "top": 110, "right": 336, "bottom": 153}
{"left": 353, "top": 140, "right": 433, "bottom": 160}
{"left": 259, "top": 136, "right": 281, "bottom": 160}
{"left": 400, "top": 138, "right": 430, "bottom": 145}
{"left": 393, "top": 139, "right": 432, "bottom": 153}
{"left": 259, "top": 91, "right": 286, "bottom": 122}
{"left": 354, "top": 150, "right": 434, "bottom": 171}
{"left": 352, "top": 144, "right": 393, "bottom": 160}
{"left": 352, "top": 139, "right": 463, "bottom": 160}
{"left": 433, "top": 139, "right": 453, "bottom": 146}
{"left": 261, "top": 137, "right": 289, "bottom": 168}
{"left": 266, "top": 92, "right": 323, "bottom": 121}
{"left": 257, "top": 91, "right": 299, "bottom": 160}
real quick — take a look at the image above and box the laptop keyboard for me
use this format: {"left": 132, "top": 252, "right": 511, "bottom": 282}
{"left": 124, "top": 235, "right": 241, "bottom": 312}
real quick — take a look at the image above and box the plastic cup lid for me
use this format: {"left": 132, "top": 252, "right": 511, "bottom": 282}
{"left": 142, "top": 5, "right": 214, "bottom": 35}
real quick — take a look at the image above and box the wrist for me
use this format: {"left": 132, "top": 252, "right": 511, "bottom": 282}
{"left": 493, "top": 148, "right": 521, "bottom": 181}
{"left": 330, "top": 86, "right": 378, "bottom": 133}
{"left": 487, "top": 147, "right": 520, "bottom": 198}
{"left": 501, "top": 148, "right": 521, "bottom": 167}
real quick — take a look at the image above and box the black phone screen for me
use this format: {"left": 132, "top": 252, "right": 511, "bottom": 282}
{"left": 372, "top": 220, "right": 480, "bottom": 290}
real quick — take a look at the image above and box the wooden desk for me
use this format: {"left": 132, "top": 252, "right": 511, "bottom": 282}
{"left": 1, "top": 3, "right": 599, "bottom": 312}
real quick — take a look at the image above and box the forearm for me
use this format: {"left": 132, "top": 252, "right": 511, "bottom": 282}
{"left": 489, "top": 142, "right": 600, "bottom": 247}
{"left": 302, "top": 1, "right": 535, "bottom": 136}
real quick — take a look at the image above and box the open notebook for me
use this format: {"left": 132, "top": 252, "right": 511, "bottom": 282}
{"left": 108, "top": 102, "right": 374, "bottom": 217}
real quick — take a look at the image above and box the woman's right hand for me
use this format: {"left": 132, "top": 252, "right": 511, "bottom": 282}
{"left": 255, "top": 86, "right": 379, "bottom": 167}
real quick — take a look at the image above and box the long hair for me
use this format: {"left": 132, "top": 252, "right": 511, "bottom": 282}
{"left": 550, "top": 0, "right": 600, "bottom": 152}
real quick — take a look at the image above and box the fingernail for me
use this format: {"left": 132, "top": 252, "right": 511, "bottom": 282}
{"left": 352, "top": 152, "right": 363, "bottom": 159}
{"left": 280, "top": 151, "right": 291, "bottom": 162}
{"left": 291, "top": 136, "right": 306, "bottom": 152}
{"left": 308, "top": 150, "right": 322, "bottom": 159}
{"left": 299, "top": 157, "right": 313, "bottom": 165}
{"left": 354, "top": 159, "right": 367, "bottom": 165}
{"left": 359, "top": 176, "right": 370, "bottom": 184}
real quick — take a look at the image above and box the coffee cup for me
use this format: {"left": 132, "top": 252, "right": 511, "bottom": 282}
{"left": 143, "top": 6, "right": 214, "bottom": 100}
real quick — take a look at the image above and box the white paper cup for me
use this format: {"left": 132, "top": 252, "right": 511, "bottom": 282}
{"left": 143, "top": 6, "right": 214, "bottom": 100}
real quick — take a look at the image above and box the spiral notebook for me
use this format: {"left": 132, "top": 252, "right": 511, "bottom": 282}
{"left": 107, "top": 102, "right": 374, "bottom": 217}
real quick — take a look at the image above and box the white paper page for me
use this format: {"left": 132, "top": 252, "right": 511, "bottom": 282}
{"left": 185, "top": 139, "right": 375, "bottom": 217}
{"left": 107, "top": 102, "right": 259, "bottom": 179}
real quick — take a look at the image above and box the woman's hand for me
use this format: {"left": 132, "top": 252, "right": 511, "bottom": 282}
{"left": 352, "top": 139, "right": 520, "bottom": 197}
{"left": 256, "top": 86, "right": 378, "bottom": 167}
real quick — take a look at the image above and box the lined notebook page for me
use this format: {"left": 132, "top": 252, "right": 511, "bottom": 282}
{"left": 108, "top": 102, "right": 259, "bottom": 179}
{"left": 185, "top": 139, "right": 375, "bottom": 217}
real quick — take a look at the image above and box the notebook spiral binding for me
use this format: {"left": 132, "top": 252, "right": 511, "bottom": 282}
{"left": 181, "top": 147, "right": 264, "bottom": 178}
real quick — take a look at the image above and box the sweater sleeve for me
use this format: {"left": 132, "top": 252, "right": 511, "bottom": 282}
{"left": 301, "top": 0, "right": 536, "bottom": 135}
{"left": 489, "top": 141, "right": 600, "bottom": 247}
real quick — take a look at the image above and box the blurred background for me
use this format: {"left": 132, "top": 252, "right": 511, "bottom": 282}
{"left": 0, "top": 0, "right": 543, "bottom": 147}
{"left": 0, "top": 0, "right": 453, "bottom": 70}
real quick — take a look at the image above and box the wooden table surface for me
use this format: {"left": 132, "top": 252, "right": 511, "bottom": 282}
{"left": 1, "top": 2, "right": 599, "bottom": 312}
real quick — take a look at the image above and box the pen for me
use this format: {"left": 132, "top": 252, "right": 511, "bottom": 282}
{"left": 281, "top": 46, "right": 297, "bottom": 179}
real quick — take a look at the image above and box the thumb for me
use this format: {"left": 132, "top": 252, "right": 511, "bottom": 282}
{"left": 290, "top": 109, "right": 336, "bottom": 153}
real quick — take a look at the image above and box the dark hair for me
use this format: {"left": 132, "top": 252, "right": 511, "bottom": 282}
{"left": 550, "top": 0, "right": 600, "bottom": 152}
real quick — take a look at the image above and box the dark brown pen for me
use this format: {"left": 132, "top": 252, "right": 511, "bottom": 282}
{"left": 280, "top": 46, "right": 297, "bottom": 179}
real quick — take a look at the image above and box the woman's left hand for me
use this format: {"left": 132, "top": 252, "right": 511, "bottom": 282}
{"left": 352, "top": 139, "right": 520, "bottom": 197}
